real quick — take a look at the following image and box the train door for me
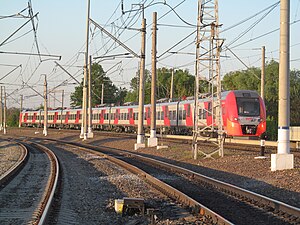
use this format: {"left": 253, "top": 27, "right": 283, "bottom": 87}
{"left": 24, "top": 113, "right": 28, "bottom": 123}
{"left": 114, "top": 109, "right": 119, "bottom": 125}
{"left": 184, "top": 104, "right": 193, "bottom": 127}
{"left": 65, "top": 111, "right": 69, "bottom": 124}
{"left": 205, "top": 102, "right": 213, "bottom": 126}
{"left": 54, "top": 112, "right": 58, "bottom": 124}
{"left": 33, "top": 113, "right": 37, "bottom": 123}
{"left": 162, "top": 106, "right": 170, "bottom": 126}
{"left": 100, "top": 109, "right": 105, "bottom": 124}
{"left": 128, "top": 108, "right": 134, "bottom": 125}
{"left": 145, "top": 107, "right": 151, "bottom": 126}
{"left": 75, "top": 110, "right": 80, "bottom": 124}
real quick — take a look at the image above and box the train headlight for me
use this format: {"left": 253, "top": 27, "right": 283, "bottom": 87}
{"left": 233, "top": 117, "right": 239, "bottom": 121}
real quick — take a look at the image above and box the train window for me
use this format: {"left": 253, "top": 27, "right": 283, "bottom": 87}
{"left": 173, "top": 111, "right": 177, "bottom": 120}
{"left": 161, "top": 111, "right": 164, "bottom": 119}
{"left": 183, "top": 110, "right": 186, "bottom": 120}
{"left": 236, "top": 97, "right": 260, "bottom": 116}
{"left": 169, "top": 111, "right": 172, "bottom": 120}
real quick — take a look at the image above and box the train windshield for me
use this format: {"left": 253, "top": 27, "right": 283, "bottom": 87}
{"left": 236, "top": 97, "right": 260, "bottom": 116}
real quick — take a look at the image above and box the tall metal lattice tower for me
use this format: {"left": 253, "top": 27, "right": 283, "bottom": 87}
{"left": 192, "top": 0, "right": 224, "bottom": 159}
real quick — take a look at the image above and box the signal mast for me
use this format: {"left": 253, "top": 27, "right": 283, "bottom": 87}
{"left": 193, "top": 0, "right": 224, "bottom": 159}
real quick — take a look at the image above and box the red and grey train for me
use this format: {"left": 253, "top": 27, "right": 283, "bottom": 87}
{"left": 20, "top": 90, "right": 266, "bottom": 138}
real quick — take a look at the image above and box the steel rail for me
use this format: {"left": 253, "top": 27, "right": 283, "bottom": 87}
{"left": 129, "top": 152, "right": 300, "bottom": 221}
{"left": 23, "top": 142, "right": 60, "bottom": 225}
{"left": 0, "top": 142, "right": 28, "bottom": 186}
{"left": 46, "top": 138, "right": 299, "bottom": 223}
{"left": 44, "top": 139, "right": 233, "bottom": 225}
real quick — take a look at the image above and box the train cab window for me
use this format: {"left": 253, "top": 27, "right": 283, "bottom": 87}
{"left": 236, "top": 97, "right": 260, "bottom": 116}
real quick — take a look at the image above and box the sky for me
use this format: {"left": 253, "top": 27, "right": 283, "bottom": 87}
{"left": 0, "top": 0, "right": 299, "bottom": 109}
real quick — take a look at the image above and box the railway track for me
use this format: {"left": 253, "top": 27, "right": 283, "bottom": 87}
{"left": 0, "top": 141, "right": 59, "bottom": 225}
{"left": 36, "top": 138, "right": 300, "bottom": 224}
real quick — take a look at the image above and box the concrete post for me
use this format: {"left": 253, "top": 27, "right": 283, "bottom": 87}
{"left": 271, "top": 0, "right": 294, "bottom": 171}
{"left": 19, "top": 94, "right": 23, "bottom": 128}
{"left": 0, "top": 86, "right": 3, "bottom": 131}
{"left": 3, "top": 87, "right": 6, "bottom": 135}
{"left": 261, "top": 46, "right": 265, "bottom": 100}
{"left": 43, "top": 75, "right": 48, "bottom": 136}
{"left": 60, "top": 90, "right": 64, "bottom": 128}
{"left": 101, "top": 83, "right": 104, "bottom": 105}
{"left": 148, "top": 12, "right": 158, "bottom": 147}
{"left": 135, "top": 18, "right": 146, "bottom": 150}
{"left": 80, "top": 0, "right": 90, "bottom": 140}
{"left": 88, "top": 55, "right": 93, "bottom": 138}
{"left": 170, "top": 68, "right": 174, "bottom": 100}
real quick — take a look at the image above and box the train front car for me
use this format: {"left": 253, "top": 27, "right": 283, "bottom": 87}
{"left": 225, "top": 90, "right": 266, "bottom": 138}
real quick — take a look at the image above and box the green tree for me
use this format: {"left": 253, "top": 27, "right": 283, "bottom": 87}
{"left": 125, "top": 67, "right": 196, "bottom": 103}
{"left": 6, "top": 107, "right": 20, "bottom": 127}
{"left": 70, "top": 63, "right": 127, "bottom": 106}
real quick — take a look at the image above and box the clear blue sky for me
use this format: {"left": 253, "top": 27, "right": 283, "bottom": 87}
{"left": 1, "top": 0, "right": 299, "bottom": 109}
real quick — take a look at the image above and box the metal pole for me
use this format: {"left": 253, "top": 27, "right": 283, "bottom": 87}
{"left": 192, "top": 0, "right": 201, "bottom": 160}
{"left": 261, "top": 46, "right": 265, "bottom": 100}
{"left": 170, "top": 68, "right": 174, "bottom": 100}
{"left": 271, "top": 0, "right": 294, "bottom": 171}
{"left": 135, "top": 18, "right": 146, "bottom": 150}
{"left": 0, "top": 86, "right": 2, "bottom": 131}
{"left": 61, "top": 90, "right": 64, "bottom": 128}
{"left": 3, "top": 87, "right": 6, "bottom": 135}
{"left": 19, "top": 94, "right": 23, "bottom": 128}
{"left": 80, "top": 0, "right": 90, "bottom": 140}
{"left": 43, "top": 75, "right": 48, "bottom": 136}
{"left": 101, "top": 83, "right": 104, "bottom": 105}
{"left": 148, "top": 12, "right": 158, "bottom": 147}
{"left": 88, "top": 54, "right": 93, "bottom": 138}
